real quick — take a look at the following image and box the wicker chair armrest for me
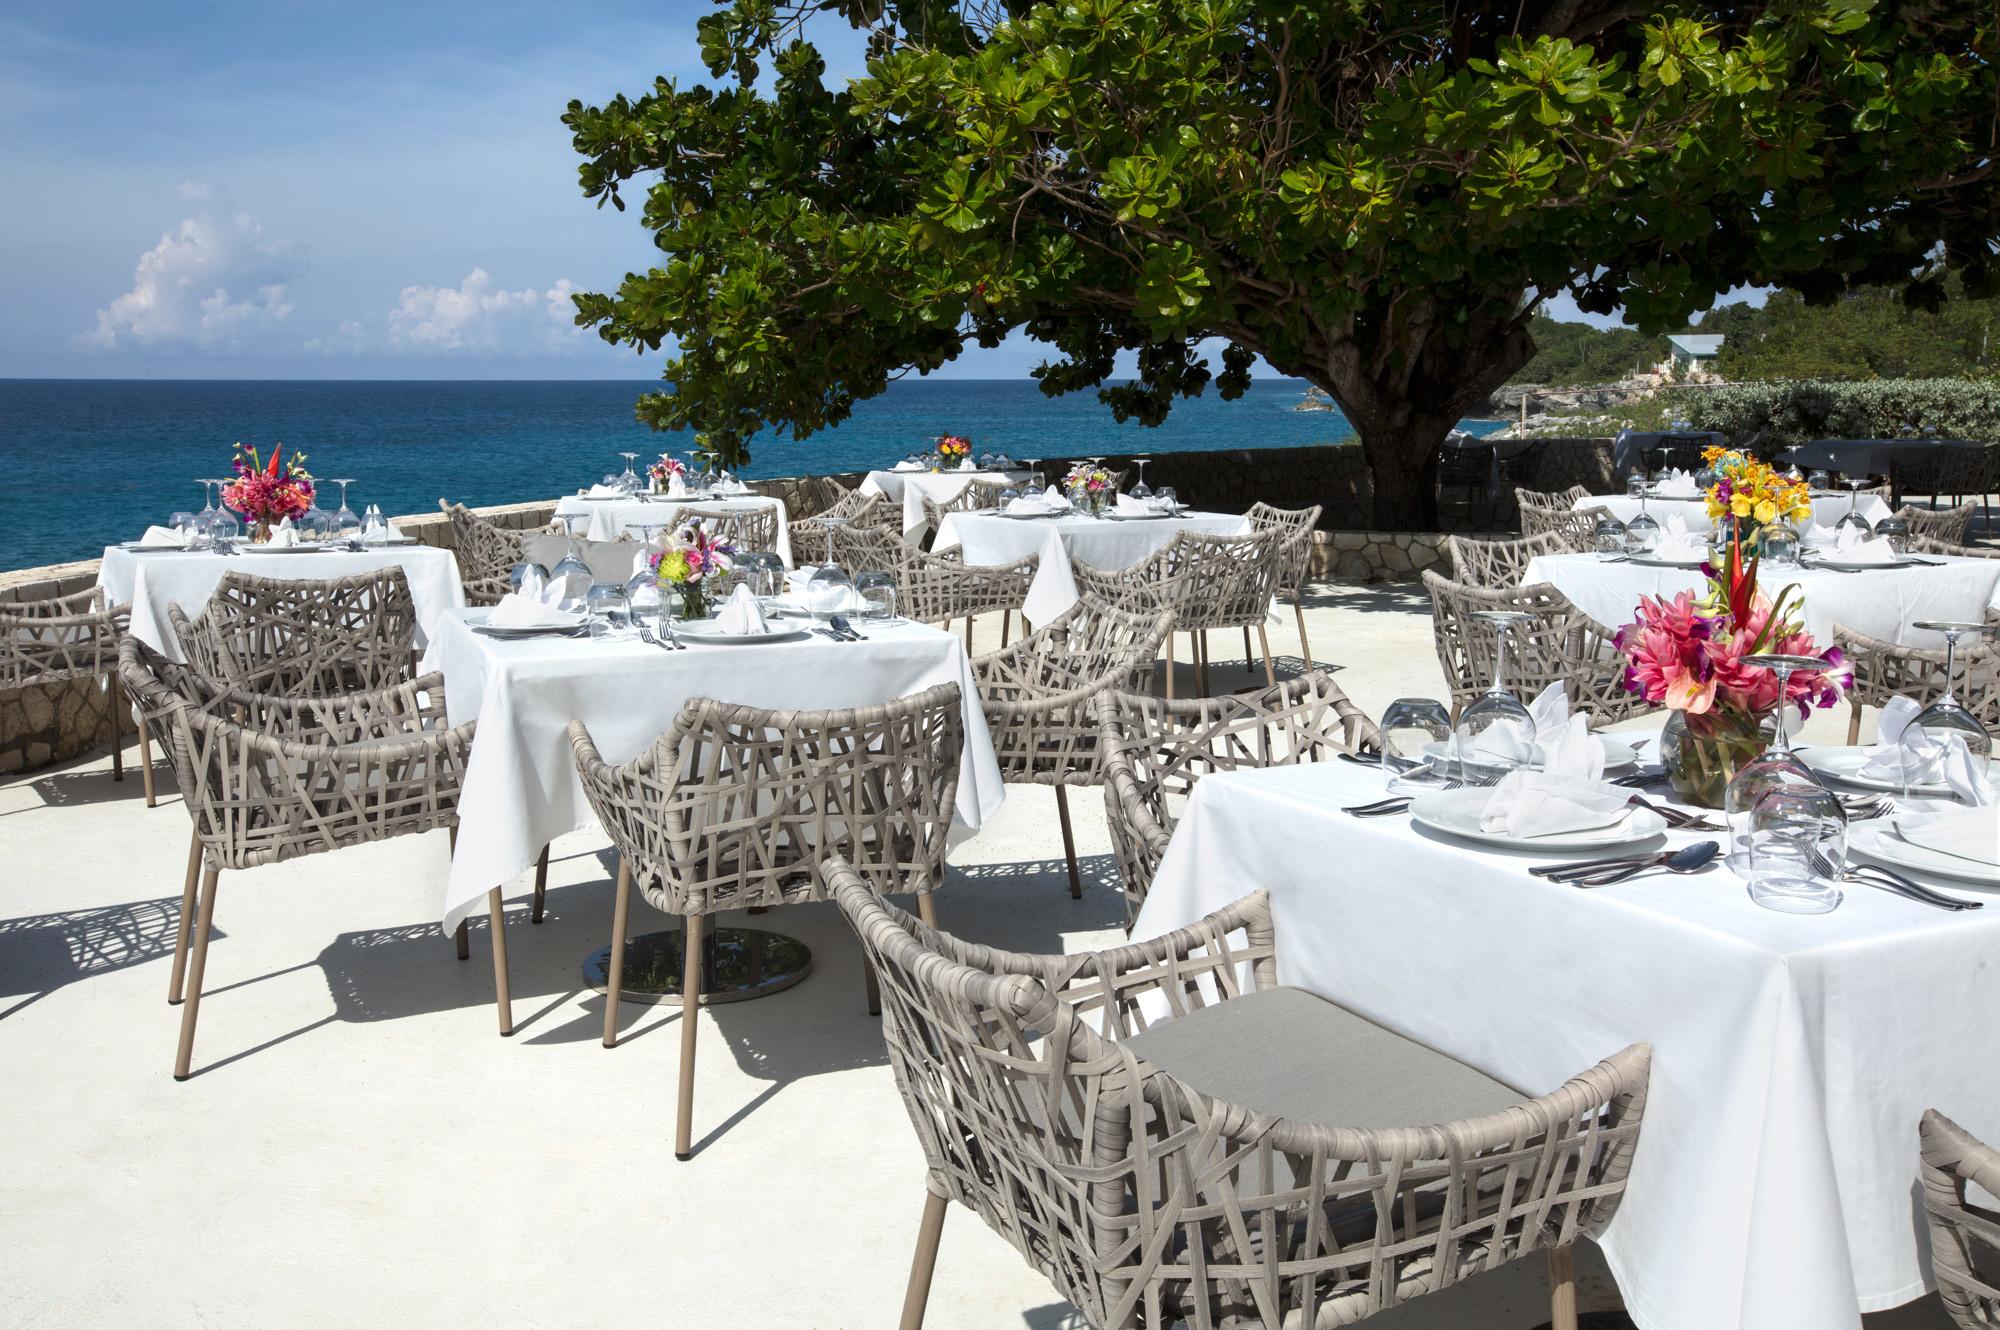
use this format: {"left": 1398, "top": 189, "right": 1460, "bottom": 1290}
{"left": 2, "top": 586, "right": 109, "bottom": 619}
{"left": 196, "top": 671, "right": 460, "bottom": 743}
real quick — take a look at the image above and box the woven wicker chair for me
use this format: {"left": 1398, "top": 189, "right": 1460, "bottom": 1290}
{"left": 1518, "top": 496, "right": 1612, "bottom": 550}
{"left": 830, "top": 870, "right": 1652, "bottom": 1330}
{"left": 1832, "top": 623, "right": 2000, "bottom": 744}
{"left": 570, "top": 684, "right": 964, "bottom": 1159}
{"left": 1445, "top": 529, "right": 1577, "bottom": 589}
{"left": 118, "top": 638, "right": 488, "bottom": 1080}
{"left": 1244, "top": 502, "right": 1321, "bottom": 672}
{"left": 1922, "top": 1110, "right": 2000, "bottom": 1329}
{"left": 1423, "top": 570, "right": 1644, "bottom": 725}
{"left": 1894, "top": 502, "right": 1977, "bottom": 547}
{"left": 827, "top": 522, "right": 1038, "bottom": 651}
{"left": 0, "top": 587, "right": 137, "bottom": 790}
{"left": 917, "top": 477, "right": 1014, "bottom": 538}
{"left": 791, "top": 490, "right": 895, "bottom": 567}
{"left": 166, "top": 567, "right": 418, "bottom": 699}
{"left": 440, "top": 500, "right": 526, "bottom": 606}
{"left": 1515, "top": 484, "right": 1594, "bottom": 509}
{"left": 973, "top": 600, "right": 1175, "bottom": 899}
{"left": 1907, "top": 534, "right": 2000, "bottom": 560}
{"left": 680, "top": 505, "right": 782, "bottom": 558}
{"left": 1095, "top": 676, "right": 1384, "bottom": 922}
{"left": 1072, "top": 528, "right": 1289, "bottom": 697}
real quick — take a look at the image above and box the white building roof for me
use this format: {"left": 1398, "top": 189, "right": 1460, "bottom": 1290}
{"left": 1666, "top": 333, "right": 1724, "bottom": 357}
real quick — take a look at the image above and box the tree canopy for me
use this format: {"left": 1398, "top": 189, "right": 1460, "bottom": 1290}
{"left": 1710, "top": 278, "right": 2000, "bottom": 381}
{"left": 1510, "top": 316, "right": 1665, "bottom": 385}
{"left": 567, "top": 0, "right": 1998, "bottom": 525}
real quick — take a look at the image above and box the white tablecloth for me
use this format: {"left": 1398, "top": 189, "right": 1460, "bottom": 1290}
{"left": 553, "top": 494, "right": 792, "bottom": 566}
{"left": 933, "top": 510, "right": 1251, "bottom": 627}
{"left": 858, "top": 470, "right": 1034, "bottom": 538}
{"left": 98, "top": 544, "right": 467, "bottom": 658}
{"left": 1133, "top": 757, "right": 2000, "bottom": 1330}
{"left": 419, "top": 610, "right": 1006, "bottom": 933}
{"left": 1572, "top": 493, "right": 1893, "bottom": 532}
{"left": 1522, "top": 551, "right": 2000, "bottom": 649}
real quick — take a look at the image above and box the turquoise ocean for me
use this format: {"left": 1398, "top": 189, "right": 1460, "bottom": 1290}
{"left": 0, "top": 378, "right": 1502, "bottom": 570}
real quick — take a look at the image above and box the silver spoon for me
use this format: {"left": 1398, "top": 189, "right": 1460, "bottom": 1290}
{"left": 829, "top": 614, "right": 867, "bottom": 640}
{"left": 1542, "top": 841, "right": 1722, "bottom": 887}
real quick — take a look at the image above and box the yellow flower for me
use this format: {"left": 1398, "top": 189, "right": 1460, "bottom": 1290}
{"left": 1731, "top": 494, "right": 1753, "bottom": 518}
{"left": 1754, "top": 499, "right": 1778, "bottom": 524}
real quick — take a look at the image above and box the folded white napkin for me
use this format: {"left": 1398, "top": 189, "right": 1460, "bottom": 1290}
{"left": 956, "top": 459, "right": 976, "bottom": 472}
{"left": 1114, "top": 493, "right": 1152, "bottom": 515}
{"left": 785, "top": 566, "right": 828, "bottom": 591}
{"left": 1858, "top": 697, "right": 1993, "bottom": 799}
{"left": 716, "top": 584, "right": 769, "bottom": 635}
{"left": 892, "top": 460, "right": 922, "bottom": 472}
{"left": 1655, "top": 469, "right": 1699, "bottom": 497}
{"left": 666, "top": 474, "right": 687, "bottom": 498}
{"left": 1894, "top": 808, "right": 2000, "bottom": 866}
{"left": 137, "top": 525, "right": 190, "bottom": 548}
{"left": 486, "top": 580, "right": 583, "bottom": 629}
{"left": 1651, "top": 515, "right": 1705, "bottom": 562}
{"left": 1827, "top": 536, "right": 1899, "bottom": 565}
{"left": 1478, "top": 716, "right": 1631, "bottom": 837}
{"left": 1040, "top": 489, "right": 1073, "bottom": 513}
{"left": 1006, "top": 496, "right": 1053, "bottom": 516}
{"left": 261, "top": 518, "right": 301, "bottom": 547}
{"left": 584, "top": 483, "right": 623, "bottom": 498}
{"left": 1799, "top": 522, "right": 1840, "bottom": 549}
{"left": 1451, "top": 682, "right": 1571, "bottom": 768}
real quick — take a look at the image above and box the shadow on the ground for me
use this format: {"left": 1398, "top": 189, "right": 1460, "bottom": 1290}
{"left": 0, "top": 894, "right": 209, "bottom": 1019}
{"left": 2, "top": 744, "right": 172, "bottom": 814}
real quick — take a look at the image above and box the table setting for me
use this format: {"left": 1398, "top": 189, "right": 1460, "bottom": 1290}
{"left": 421, "top": 544, "right": 1006, "bottom": 935}
{"left": 856, "top": 438, "right": 1037, "bottom": 535}
{"left": 1133, "top": 565, "right": 1996, "bottom": 1330}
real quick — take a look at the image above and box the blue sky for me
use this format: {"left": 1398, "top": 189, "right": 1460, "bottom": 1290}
{"left": 0, "top": 0, "right": 1621, "bottom": 381}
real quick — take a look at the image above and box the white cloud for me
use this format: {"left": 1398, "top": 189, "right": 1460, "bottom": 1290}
{"left": 85, "top": 185, "right": 301, "bottom": 349}
{"left": 385, "top": 268, "right": 582, "bottom": 354}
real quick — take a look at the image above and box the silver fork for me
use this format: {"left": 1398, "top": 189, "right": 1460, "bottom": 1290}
{"left": 1342, "top": 781, "right": 1464, "bottom": 816}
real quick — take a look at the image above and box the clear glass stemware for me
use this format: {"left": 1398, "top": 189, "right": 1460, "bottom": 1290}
{"left": 618, "top": 453, "right": 641, "bottom": 493}
{"left": 327, "top": 479, "right": 358, "bottom": 535}
{"left": 1624, "top": 488, "right": 1660, "bottom": 553}
{"left": 1836, "top": 478, "right": 1872, "bottom": 535}
{"left": 551, "top": 516, "right": 594, "bottom": 611}
{"left": 1452, "top": 611, "right": 1537, "bottom": 779}
{"left": 204, "top": 479, "right": 241, "bottom": 545}
{"left": 1130, "top": 458, "right": 1152, "bottom": 501}
{"left": 1722, "top": 654, "right": 1831, "bottom": 869}
{"left": 1910, "top": 621, "right": 1996, "bottom": 762}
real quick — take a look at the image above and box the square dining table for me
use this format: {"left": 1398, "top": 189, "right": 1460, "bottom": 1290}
{"left": 1132, "top": 753, "right": 2000, "bottom": 1330}
{"left": 932, "top": 509, "right": 1252, "bottom": 628}
{"left": 98, "top": 541, "right": 467, "bottom": 658}
{"left": 419, "top": 609, "right": 1006, "bottom": 934}
{"left": 1522, "top": 550, "right": 2000, "bottom": 649}
{"left": 552, "top": 493, "right": 793, "bottom": 565}
{"left": 1570, "top": 491, "right": 1894, "bottom": 533}
{"left": 858, "top": 469, "right": 1036, "bottom": 537}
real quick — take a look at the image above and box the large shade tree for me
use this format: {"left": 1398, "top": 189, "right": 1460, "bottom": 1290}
{"left": 566, "top": 0, "right": 1997, "bottom": 526}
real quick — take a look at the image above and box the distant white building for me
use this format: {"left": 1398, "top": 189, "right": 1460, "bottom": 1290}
{"left": 1660, "top": 333, "right": 1724, "bottom": 379}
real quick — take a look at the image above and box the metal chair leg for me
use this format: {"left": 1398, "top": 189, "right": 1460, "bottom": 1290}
{"left": 531, "top": 843, "right": 549, "bottom": 924}
{"left": 675, "top": 914, "right": 704, "bottom": 1160}
{"left": 169, "top": 829, "right": 201, "bottom": 1004}
{"left": 602, "top": 858, "right": 632, "bottom": 1047}
{"left": 1055, "top": 785, "right": 1081, "bottom": 899}
{"left": 1547, "top": 1245, "right": 1579, "bottom": 1330}
{"left": 173, "top": 867, "right": 220, "bottom": 1081}
{"left": 900, "top": 1188, "right": 950, "bottom": 1330}
{"left": 488, "top": 888, "right": 513, "bottom": 1036}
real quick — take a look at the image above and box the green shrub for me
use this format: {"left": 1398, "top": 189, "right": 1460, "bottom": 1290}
{"left": 1669, "top": 379, "right": 2000, "bottom": 447}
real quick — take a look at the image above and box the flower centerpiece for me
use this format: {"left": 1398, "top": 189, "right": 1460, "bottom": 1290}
{"left": 1063, "top": 463, "right": 1114, "bottom": 514}
{"left": 1701, "top": 447, "right": 1811, "bottom": 553}
{"left": 652, "top": 520, "right": 736, "bottom": 620}
{"left": 221, "top": 443, "right": 314, "bottom": 541}
{"left": 933, "top": 434, "right": 972, "bottom": 470}
{"left": 1616, "top": 536, "right": 1848, "bottom": 806}
{"left": 648, "top": 454, "right": 687, "bottom": 493}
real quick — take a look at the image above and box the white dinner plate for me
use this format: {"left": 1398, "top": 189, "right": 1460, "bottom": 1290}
{"left": 1803, "top": 554, "right": 1912, "bottom": 571}
{"left": 1423, "top": 735, "right": 1642, "bottom": 773}
{"left": 1409, "top": 788, "right": 1667, "bottom": 852}
{"left": 237, "top": 544, "right": 326, "bottom": 555}
{"left": 1798, "top": 745, "right": 1997, "bottom": 797}
{"left": 1849, "top": 825, "right": 2000, "bottom": 888}
{"left": 1628, "top": 551, "right": 1709, "bottom": 568}
{"left": 119, "top": 542, "right": 201, "bottom": 552}
{"left": 1099, "top": 511, "right": 1173, "bottom": 522}
{"left": 1001, "top": 510, "right": 1062, "bottom": 520}
{"left": 669, "top": 616, "right": 813, "bottom": 645}
{"left": 472, "top": 621, "right": 588, "bottom": 639}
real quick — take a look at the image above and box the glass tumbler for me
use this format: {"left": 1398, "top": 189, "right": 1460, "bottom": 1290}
{"left": 1379, "top": 698, "right": 1453, "bottom": 779}
{"left": 1747, "top": 785, "right": 1847, "bottom": 914}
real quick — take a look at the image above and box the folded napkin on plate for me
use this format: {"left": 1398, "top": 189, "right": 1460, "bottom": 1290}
{"left": 1477, "top": 716, "right": 1630, "bottom": 837}
{"left": 892, "top": 460, "right": 922, "bottom": 472}
{"left": 1450, "top": 682, "right": 1571, "bottom": 768}
{"left": 956, "top": 459, "right": 976, "bottom": 472}
{"left": 1798, "top": 522, "right": 1841, "bottom": 548}
{"left": 1651, "top": 515, "right": 1706, "bottom": 561}
{"left": 582, "top": 483, "right": 623, "bottom": 498}
{"left": 486, "top": 580, "right": 583, "bottom": 629}
{"left": 1039, "top": 489, "right": 1072, "bottom": 513}
{"left": 1827, "top": 535, "right": 1900, "bottom": 564}
{"left": 665, "top": 473, "right": 687, "bottom": 498}
{"left": 1006, "top": 496, "right": 1053, "bottom": 516}
{"left": 1114, "top": 493, "right": 1154, "bottom": 515}
{"left": 1858, "top": 697, "right": 1995, "bottom": 801}
{"left": 261, "top": 518, "right": 302, "bottom": 548}
{"left": 1893, "top": 809, "right": 2000, "bottom": 866}
{"left": 1654, "top": 468, "right": 1699, "bottom": 497}
{"left": 785, "top": 566, "right": 830, "bottom": 591}
{"left": 716, "top": 584, "right": 769, "bottom": 635}
{"left": 137, "top": 525, "right": 191, "bottom": 548}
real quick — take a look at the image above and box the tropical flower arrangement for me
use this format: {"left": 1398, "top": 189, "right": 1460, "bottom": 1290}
{"left": 1616, "top": 536, "right": 1847, "bottom": 805}
{"left": 1701, "top": 446, "right": 1812, "bottom": 532}
{"left": 648, "top": 454, "right": 687, "bottom": 490}
{"left": 651, "top": 520, "right": 736, "bottom": 619}
{"left": 222, "top": 443, "right": 315, "bottom": 537}
{"left": 1062, "top": 463, "right": 1115, "bottom": 514}
{"left": 934, "top": 434, "right": 972, "bottom": 466}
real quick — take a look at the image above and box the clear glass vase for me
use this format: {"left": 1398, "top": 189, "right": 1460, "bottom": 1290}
{"left": 674, "top": 584, "right": 710, "bottom": 621}
{"left": 1661, "top": 708, "right": 1771, "bottom": 809}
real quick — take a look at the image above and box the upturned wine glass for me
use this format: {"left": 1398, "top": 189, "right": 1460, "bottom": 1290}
{"left": 807, "top": 565, "right": 854, "bottom": 628}
{"left": 1910, "top": 621, "right": 1996, "bottom": 762}
{"left": 1130, "top": 458, "right": 1152, "bottom": 501}
{"left": 551, "top": 516, "right": 594, "bottom": 611}
{"left": 854, "top": 569, "right": 899, "bottom": 621}
{"left": 1452, "top": 611, "right": 1537, "bottom": 778}
{"left": 1836, "top": 478, "right": 1872, "bottom": 535}
{"left": 1624, "top": 488, "right": 1660, "bottom": 552}
{"left": 1722, "top": 654, "right": 1830, "bottom": 869}
{"left": 1021, "top": 460, "right": 1044, "bottom": 496}
{"left": 327, "top": 479, "right": 358, "bottom": 535}
{"left": 204, "top": 481, "right": 241, "bottom": 544}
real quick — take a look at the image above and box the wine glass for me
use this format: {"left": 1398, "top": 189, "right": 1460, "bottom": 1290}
{"left": 1872, "top": 514, "right": 1911, "bottom": 552}
{"left": 1625, "top": 472, "right": 1648, "bottom": 498}
{"left": 737, "top": 550, "right": 786, "bottom": 601}
{"left": 854, "top": 569, "right": 899, "bottom": 621}
{"left": 299, "top": 502, "right": 336, "bottom": 543}
{"left": 204, "top": 481, "right": 241, "bottom": 545}
{"left": 1759, "top": 520, "right": 1801, "bottom": 568}
{"left": 1380, "top": 698, "right": 1453, "bottom": 779}
{"left": 1836, "top": 479, "right": 1872, "bottom": 536}
{"left": 1806, "top": 469, "right": 1832, "bottom": 492}
{"left": 1746, "top": 784, "right": 1847, "bottom": 914}
{"left": 1021, "top": 460, "right": 1043, "bottom": 496}
{"left": 1722, "top": 654, "right": 1830, "bottom": 869}
{"left": 586, "top": 582, "right": 630, "bottom": 641}
{"left": 327, "top": 479, "right": 358, "bottom": 535}
{"left": 360, "top": 503, "right": 390, "bottom": 546}
{"left": 1451, "top": 611, "right": 1537, "bottom": 779}
{"left": 551, "top": 517, "right": 594, "bottom": 611}
{"left": 807, "top": 565, "right": 854, "bottom": 628}
{"left": 1910, "top": 621, "right": 1996, "bottom": 762}
{"left": 1155, "top": 486, "right": 1179, "bottom": 514}
{"left": 1624, "top": 488, "right": 1660, "bottom": 553}
{"left": 1130, "top": 458, "right": 1152, "bottom": 501}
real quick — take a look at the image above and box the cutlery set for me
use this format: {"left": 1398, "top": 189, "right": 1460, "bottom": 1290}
{"left": 815, "top": 615, "right": 868, "bottom": 643}
{"left": 1528, "top": 841, "right": 1722, "bottom": 888}
{"left": 1804, "top": 847, "right": 1981, "bottom": 911}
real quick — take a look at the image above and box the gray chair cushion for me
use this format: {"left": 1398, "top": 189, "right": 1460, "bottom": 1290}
{"left": 522, "top": 534, "right": 645, "bottom": 585}
{"left": 1123, "top": 986, "right": 1526, "bottom": 1129}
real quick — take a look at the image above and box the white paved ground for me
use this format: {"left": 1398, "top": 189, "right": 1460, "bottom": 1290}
{"left": 0, "top": 585, "right": 1951, "bottom": 1328}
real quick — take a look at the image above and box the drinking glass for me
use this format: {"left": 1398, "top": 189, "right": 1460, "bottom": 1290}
{"left": 1022, "top": 460, "right": 1044, "bottom": 496}
{"left": 510, "top": 562, "right": 550, "bottom": 596}
{"left": 617, "top": 453, "right": 641, "bottom": 493}
{"left": 205, "top": 483, "right": 242, "bottom": 544}
{"left": 623, "top": 570, "right": 663, "bottom": 628}
{"left": 1910, "top": 621, "right": 1996, "bottom": 762}
{"left": 1806, "top": 469, "right": 1832, "bottom": 492}
{"left": 360, "top": 504, "right": 390, "bottom": 546}
{"left": 300, "top": 500, "right": 336, "bottom": 543}
{"left": 1625, "top": 472, "right": 1647, "bottom": 498}
{"left": 807, "top": 565, "right": 854, "bottom": 627}
{"left": 1872, "top": 515, "right": 1911, "bottom": 552}
{"left": 1594, "top": 515, "right": 1627, "bottom": 554}
{"left": 1759, "top": 521, "right": 1801, "bottom": 568}
{"left": 169, "top": 503, "right": 198, "bottom": 545}
{"left": 1130, "top": 458, "right": 1152, "bottom": 501}
{"left": 1379, "top": 698, "right": 1453, "bottom": 779}
{"left": 551, "top": 518, "right": 594, "bottom": 611}
{"left": 1155, "top": 486, "right": 1179, "bottom": 514}
{"left": 586, "top": 583, "right": 630, "bottom": 640}
{"left": 977, "top": 451, "right": 995, "bottom": 470}
{"left": 1747, "top": 785, "right": 1847, "bottom": 914}
{"left": 1836, "top": 479, "right": 1872, "bottom": 536}
{"left": 1624, "top": 490, "right": 1660, "bottom": 552}
{"left": 734, "top": 550, "right": 786, "bottom": 600}
{"left": 1722, "top": 654, "right": 1830, "bottom": 869}
{"left": 854, "top": 569, "right": 899, "bottom": 621}
{"left": 327, "top": 480, "right": 358, "bottom": 535}
{"left": 1452, "top": 611, "right": 1536, "bottom": 778}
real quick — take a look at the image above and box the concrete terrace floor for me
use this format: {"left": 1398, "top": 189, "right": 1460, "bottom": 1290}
{"left": 0, "top": 582, "right": 1959, "bottom": 1330}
